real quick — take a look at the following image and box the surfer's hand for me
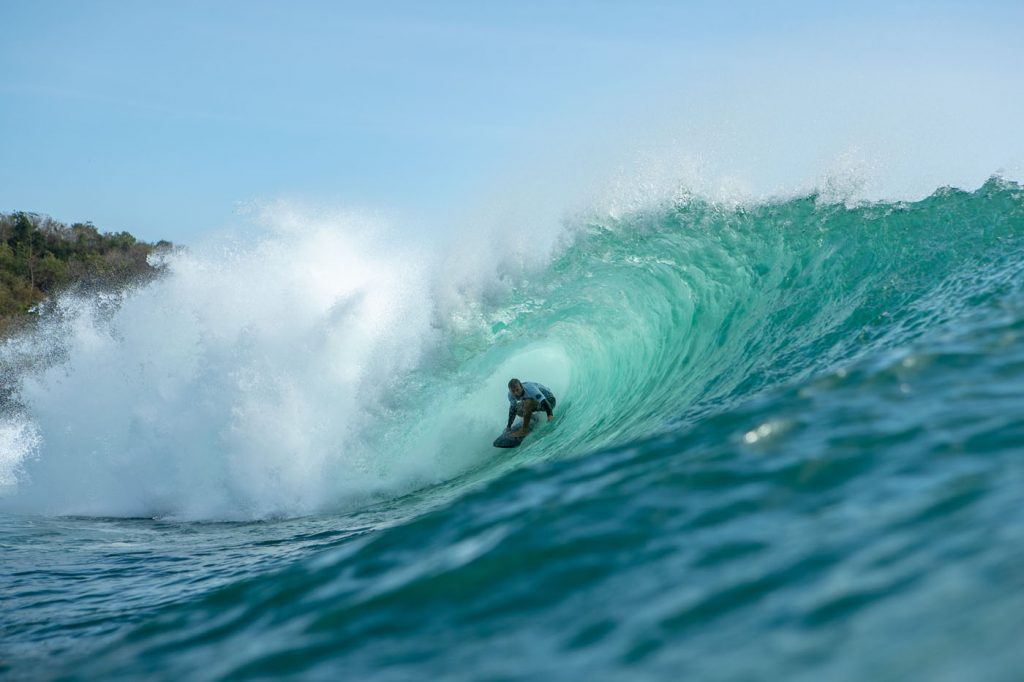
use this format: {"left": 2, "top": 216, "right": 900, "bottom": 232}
{"left": 548, "top": 414, "right": 555, "bottom": 422}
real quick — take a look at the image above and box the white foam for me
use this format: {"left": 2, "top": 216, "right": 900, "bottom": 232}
{"left": 0, "top": 205, "right": 469, "bottom": 520}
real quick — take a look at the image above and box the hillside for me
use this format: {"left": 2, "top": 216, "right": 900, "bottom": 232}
{"left": 0, "top": 212, "right": 171, "bottom": 333}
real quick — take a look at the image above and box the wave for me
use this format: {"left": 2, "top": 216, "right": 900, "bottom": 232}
{"left": 2, "top": 178, "right": 1022, "bottom": 520}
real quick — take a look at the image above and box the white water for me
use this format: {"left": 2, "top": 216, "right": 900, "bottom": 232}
{"left": 0, "top": 206, "right": 492, "bottom": 519}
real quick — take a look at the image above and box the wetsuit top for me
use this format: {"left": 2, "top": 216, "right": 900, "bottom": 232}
{"left": 507, "top": 381, "right": 554, "bottom": 429}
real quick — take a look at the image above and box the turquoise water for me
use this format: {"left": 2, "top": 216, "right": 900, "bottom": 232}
{"left": 3, "top": 178, "right": 1024, "bottom": 679}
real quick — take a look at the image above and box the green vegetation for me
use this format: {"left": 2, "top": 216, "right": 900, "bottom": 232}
{"left": 0, "top": 212, "right": 171, "bottom": 333}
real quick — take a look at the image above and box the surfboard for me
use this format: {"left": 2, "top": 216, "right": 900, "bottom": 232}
{"left": 493, "top": 414, "right": 544, "bottom": 448}
{"left": 493, "top": 429, "right": 525, "bottom": 448}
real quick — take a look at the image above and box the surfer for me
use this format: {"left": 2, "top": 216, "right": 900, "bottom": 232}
{"left": 506, "top": 378, "right": 556, "bottom": 438}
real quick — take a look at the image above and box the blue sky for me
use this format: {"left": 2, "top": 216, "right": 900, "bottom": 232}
{"left": 2, "top": 1, "right": 1022, "bottom": 244}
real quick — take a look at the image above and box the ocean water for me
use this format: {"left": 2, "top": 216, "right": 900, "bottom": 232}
{"left": 3, "top": 178, "right": 1024, "bottom": 680}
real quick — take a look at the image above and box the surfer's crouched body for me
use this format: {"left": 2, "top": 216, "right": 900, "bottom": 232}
{"left": 507, "top": 378, "right": 556, "bottom": 438}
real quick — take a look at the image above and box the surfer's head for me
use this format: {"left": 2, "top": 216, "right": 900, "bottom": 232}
{"left": 508, "top": 378, "right": 523, "bottom": 397}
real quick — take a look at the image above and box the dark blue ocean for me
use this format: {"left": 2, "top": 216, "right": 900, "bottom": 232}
{"left": 3, "top": 179, "right": 1024, "bottom": 680}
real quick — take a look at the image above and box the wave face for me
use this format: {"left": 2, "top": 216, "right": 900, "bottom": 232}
{"left": 4, "top": 179, "right": 1024, "bottom": 679}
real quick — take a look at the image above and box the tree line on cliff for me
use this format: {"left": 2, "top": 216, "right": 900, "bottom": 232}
{"left": 0, "top": 212, "right": 171, "bottom": 333}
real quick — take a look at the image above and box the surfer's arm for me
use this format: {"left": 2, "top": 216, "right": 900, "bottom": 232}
{"left": 507, "top": 404, "right": 517, "bottom": 429}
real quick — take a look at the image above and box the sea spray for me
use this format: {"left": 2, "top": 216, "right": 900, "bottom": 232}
{"left": 0, "top": 208, "right": 446, "bottom": 519}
